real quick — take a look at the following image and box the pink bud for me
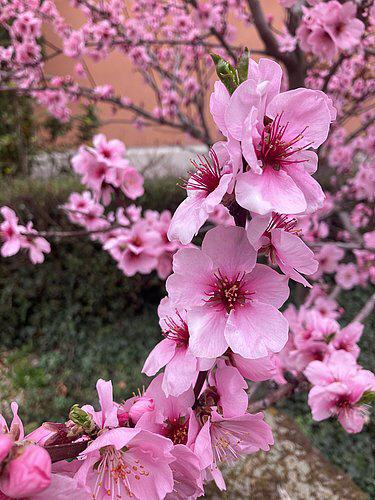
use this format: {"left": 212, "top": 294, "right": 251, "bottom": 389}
{"left": 0, "top": 435, "right": 13, "bottom": 463}
{"left": 128, "top": 397, "right": 154, "bottom": 424}
{"left": 0, "top": 444, "right": 51, "bottom": 497}
{"left": 117, "top": 408, "right": 130, "bottom": 427}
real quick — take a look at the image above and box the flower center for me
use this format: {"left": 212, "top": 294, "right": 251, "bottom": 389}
{"left": 266, "top": 212, "right": 299, "bottom": 234}
{"left": 206, "top": 271, "right": 253, "bottom": 313}
{"left": 257, "top": 114, "right": 310, "bottom": 171}
{"left": 161, "top": 312, "right": 189, "bottom": 347}
{"left": 164, "top": 416, "right": 189, "bottom": 445}
{"left": 94, "top": 447, "right": 149, "bottom": 499}
{"left": 181, "top": 149, "right": 222, "bottom": 194}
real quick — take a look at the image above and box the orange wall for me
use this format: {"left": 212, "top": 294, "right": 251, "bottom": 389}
{"left": 45, "top": 1, "right": 284, "bottom": 146}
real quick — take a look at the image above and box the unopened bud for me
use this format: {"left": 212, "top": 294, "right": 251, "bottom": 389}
{"left": 68, "top": 405, "right": 96, "bottom": 434}
{"left": 129, "top": 397, "right": 154, "bottom": 424}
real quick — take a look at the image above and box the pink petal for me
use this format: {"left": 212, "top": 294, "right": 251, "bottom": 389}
{"left": 236, "top": 168, "right": 307, "bottom": 215}
{"left": 266, "top": 88, "right": 332, "bottom": 148}
{"left": 202, "top": 225, "right": 257, "bottom": 276}
{"left": 188, "top": 306, "right": 228, "bottom": 358}
{"left": 225, "top": 301, "right": 289, "bottom": 359}
{"left": 284, "top": 165, "right": 325, "bottom": 213}
{"left": 245, "top": 264, "right": 290, "bottom": 308}
{"left": 142, "top": 339, "right": 176, "bottom": 376}
{"left": 162, "top": 348, "right": 198, "bottom": 397}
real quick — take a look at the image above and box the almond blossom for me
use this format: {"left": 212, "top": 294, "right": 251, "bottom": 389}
{"left": 166, "top": 225, "right": 289, "bottom": 359}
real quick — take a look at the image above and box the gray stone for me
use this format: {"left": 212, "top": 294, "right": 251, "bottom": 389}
{"left": 204, "top": 409, "right": 365, "bottom": 500}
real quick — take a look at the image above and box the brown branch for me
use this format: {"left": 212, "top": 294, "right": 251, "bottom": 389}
{"left": 250, "top": 375, "right": 307, "bottom": 413}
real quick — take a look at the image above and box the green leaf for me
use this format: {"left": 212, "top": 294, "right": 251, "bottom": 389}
{"left": 237, "top": 47, "right": 250, "bottom": 84}
{"left": 210, "top": 53, "right": 239, "bottom": 95}
{"left": 358, "top": 391, "right": 375, "bottom": 405}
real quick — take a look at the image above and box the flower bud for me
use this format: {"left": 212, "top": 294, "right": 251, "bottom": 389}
{"left": 68, "top": 405, "right": 96, "bottom": 434}
{"left": 0, "top": 444, "right": 51, "bottom": 497}
{"left": 128, "top": 397, "right": 154, "bottom": 424}
{"left": 0, "top": 435, "right": 13, "bottom": 463}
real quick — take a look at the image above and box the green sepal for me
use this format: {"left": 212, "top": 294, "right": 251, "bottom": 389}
{"left": 358, "top": 391, "right": 375, "bottom": 406}
{"left": 237, "top": 47, "right": 250, "bottom": 84}
{"left": 210, "top": 53, "right": 239, "bottom": 95}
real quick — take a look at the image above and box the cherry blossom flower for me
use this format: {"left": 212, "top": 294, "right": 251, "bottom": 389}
{"left": 247, "top": 213, "right": 318, "bottom": 286}
{"left": 142, "top": 297, "right": 214, "bottom": 397}
{"left": 166, "top": 225, "right": 289, "bottom": 359}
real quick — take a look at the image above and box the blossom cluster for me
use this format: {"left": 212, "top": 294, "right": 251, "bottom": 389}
{"left": 297, "top": 1, "right": 365, "bottom": 61}
{"left": 0, "top": 12, "right": 374, "bottom": 493}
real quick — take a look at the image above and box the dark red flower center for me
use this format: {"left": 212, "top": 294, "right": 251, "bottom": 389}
{"left": 181, "top": 149, "right": 222, "bottom": 194}
{"left": 206, "top": 271, "right": 253, "bottom": 313}
{"left": 164, "top": 416, "right": 189, "bottom": 445}
{"left": 257, "top": 114, "right": 311, "bottom": 171}
{"left": 161, "top": 312, "right": 189, "bottom": 347}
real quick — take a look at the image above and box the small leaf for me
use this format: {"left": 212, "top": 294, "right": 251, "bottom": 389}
{"left": 210, "top": 53, "right": 239, "bottom": 95}
{"left": 358, "top": 391, "right": 375, "bottom": 406}
{"left": 237, "top": 47, "right": 250, "bottom": 84}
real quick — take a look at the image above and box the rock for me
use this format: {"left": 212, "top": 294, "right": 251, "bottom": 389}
{"left": 204, "top": 409, "right": 365, "bottom": 500}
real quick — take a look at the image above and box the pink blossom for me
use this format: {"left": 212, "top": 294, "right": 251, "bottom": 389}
{"left": 222, "top": 59, "right": 334, "bottom": 215}
{"left": 0, "top": 207, "right": 24, "bottom": 258}
{"left": 76, "top": 428, "right": 174, "bottom": 499}
{"left": 143, "top": 298, "right": 214, "bottom": 397}
{"left": 305, "top": 350, "right": 375, "bottom": 433}
{"left": 247, "top": 213, "right": 318, "bottom": 286}
{"left": 335, "top": 263, "right": 360, "bottom": 290}
{"left": 21, "top": 222, "right": 51, "bottom": 265}
{"left": 166, "top": 225, "right": 289, "bottom": 359}
{"left": 128, "top": 397, "right": 155, "bottom": 425}
{"left": 314, "top": 243, "right": 344, "bottom": 277}
{"left": 364, "top": 230, "right": 375, "bottom": 249}
{"left": 168, "top": 148, "right": 235, "bottom": 244}
{"left": 331, "top": 322, "right": 363, "bottom": 359}
{"left": 192, "top": 409, "right": 273, "bottom": 489}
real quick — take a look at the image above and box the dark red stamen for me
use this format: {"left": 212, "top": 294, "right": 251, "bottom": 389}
{"left": 162, "top": 311, "right": 189, "bottom": 347}
{"left": 180, "top": 149, "right": 222, "bottom": 193}
{"left": 258, "top": 113, "right": 312, "bottom": 171}
{"left": 205, "top": 270, "right": 253, "bottom": 313}
{"left": 266, "top": 212, "right": 300, "bottom": 234}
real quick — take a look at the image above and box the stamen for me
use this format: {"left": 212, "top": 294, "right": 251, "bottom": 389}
{"left": 205, "top": 270, "right": 253, "bottom": 313}
{"left": 161, "top": 311, "right": 189, "bottom": 347}
{"left": 179, "top": 149, "right": 222, "bottom": 193}
{"left": 258, "top": 113, "right": 312, "bottom": 171}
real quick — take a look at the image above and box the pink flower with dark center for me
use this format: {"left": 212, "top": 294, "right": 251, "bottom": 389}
{"left": 168, "top": 148, "right": 234, "bottom": 244}
{"left": 219, "top": 58, "right": 335, "bottom": 215}
{"left": 247, "top": 212, "right": 318, "bottom": 286}
{"left": 305, "top": 350, "right": 375, "bottom": 433}
{"left": 142, "top": 298, "right": 214, "bottom": 397}
{"left": 0, "top": 207, "right": 25, "bottom": 258}
{"left": 192, "top": 409, "right": 273, "bottom": 490}
{"left": 166, "top": 225, "right": 289, "bottom": 359}
{"left": 75, "top": 428, "right": 174, "bottom": 500}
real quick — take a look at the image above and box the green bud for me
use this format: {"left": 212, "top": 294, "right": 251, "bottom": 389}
{"left": 210, "top": 53, "right": 239, "bottom": 95}
{"left": 69, "top": 404, "right": 96, "bottom": 433}
{"left": 237, "top": 47, "right": 250, "bottom": 84}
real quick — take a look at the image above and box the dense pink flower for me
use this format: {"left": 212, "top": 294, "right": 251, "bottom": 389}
{"left": 166, "top": 444, "right": 204, "bottom": 500}
{"left": 142, "top": 298, "right": 214, "bottom": 397}
{"left": 168, "top": 148, "right": 235, "bottom": 244}
{"left": 208, "top": 363, "right": 248, "bottom": 418}
{"left": 75, "top": 428, "right": 174, "bottom": 499}
{"left": 219, "top": 59, "right": 334, "bottom": 214}
{"left": 305, "top": 350, "right": 375, "bottom": 433}
{"left": 166, "top": 225, "right": 289, "bottom": 359}
{"left": 247, "top": 213, "right": 318, "bottom": 286}
{"left": 192, "top": 409, "right": 273, "bottom": 489}
{"left": 104, "top": 220, "right": 162, "bottom": 276}
{"left": 335, "top": 263, "right": 360, "bottom": 290}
